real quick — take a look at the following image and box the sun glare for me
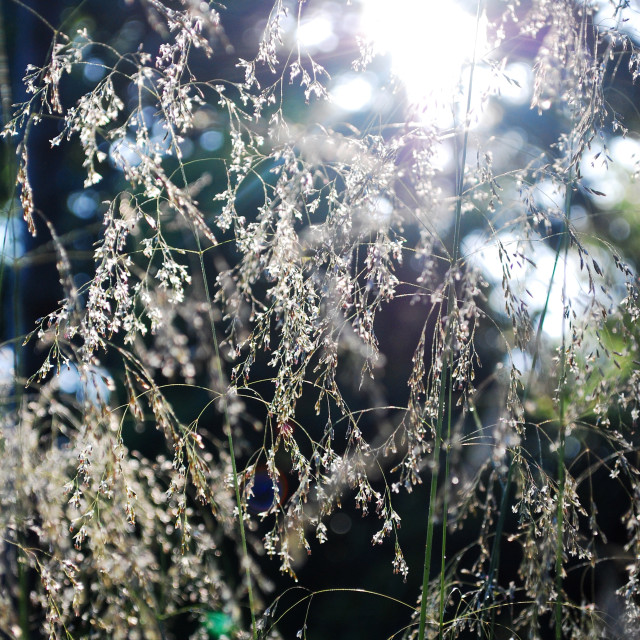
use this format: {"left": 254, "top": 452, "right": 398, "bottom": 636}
{"left": 359, "top": 0, "right": 487, "bottom": 117}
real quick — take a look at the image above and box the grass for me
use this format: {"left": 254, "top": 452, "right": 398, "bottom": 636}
{"left": 1, "top": 1, "right": 640, "bottom": 639}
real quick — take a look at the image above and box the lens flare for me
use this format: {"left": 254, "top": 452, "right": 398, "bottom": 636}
{"left": 359, "top": 0, "right": 488, "bottom": 116}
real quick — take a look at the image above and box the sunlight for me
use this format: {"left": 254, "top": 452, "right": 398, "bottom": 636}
{"left": 359, "top": 0, "right": 487, "bottom": 114}
{"left": 462, "top": 230, "right": 625, "bottom": 339}
{"left": 331, "top": 73, "right": 374, "bottom": 111}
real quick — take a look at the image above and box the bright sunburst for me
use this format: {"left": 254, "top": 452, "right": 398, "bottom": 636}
{"left": 359, "top": 0, "right": 488, "bottom": 114}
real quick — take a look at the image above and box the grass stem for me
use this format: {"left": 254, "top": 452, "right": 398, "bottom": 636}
{"left": 554, "top": 171, "right": 572, "bottom": 640}
{"left": 418, "top": 4, "right": 483, "bottom": 638}
{"left": 194, "top": 235, "right": 257, "bottom": 639}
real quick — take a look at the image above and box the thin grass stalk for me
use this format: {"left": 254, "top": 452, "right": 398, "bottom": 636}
{"left": 194, "top": 234, "right": 257, "bottom": 639}
{"left": 226, "top": 415, "right": 258, "bottom": 639}
{"left": 418, "top": 371, "right": 446, "bottom": 640}
{"left": 554, "top": 174, "right": 572, "bottom": 640}
{"left": 438, "top": 362, "right": 454, "bottom": 639}
{"left": 172, "top": 127, "right": 258, "bottom": 638}
{"left": 418, "top": 4, "right": 483, "bottom": 638}
{"left": 485, "top": 461, "right": 513, "bottom": 639}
